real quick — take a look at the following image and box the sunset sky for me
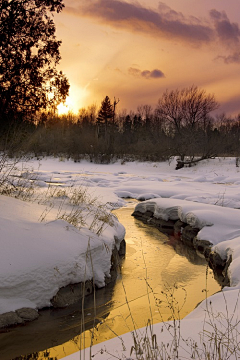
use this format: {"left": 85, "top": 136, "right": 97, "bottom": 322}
{"left": 55, "top": 0, "right": 240, "bottom": 116}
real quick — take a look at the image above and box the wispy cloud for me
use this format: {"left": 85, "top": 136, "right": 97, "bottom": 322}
{"left": 216, "top": 52, "right": 240, "bottom": 64}
{"left": 65, "top": 0, "right": 240, "bottom": 63}
{"left": 65, "top": 0, "right": 213, "bottom": 44}
{"left": 210, "top": 9, "right": 240, "bottom": 46}
{"left": 128, "top": 67, "right": 165, "bottom": 79}
{"left": 210, "top": 10, "right": 240, "bottom": 64}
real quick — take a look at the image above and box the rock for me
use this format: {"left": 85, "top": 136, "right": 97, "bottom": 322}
{"left": 0, "top": 311, "right": 23, "bottom": 328}
{"left": 143, "top": 210, "right": 154, "bottom": 218}
{"left": 209, "top": 251, "right": 226, "bottom": 269}
{"left": 51, "top": 236, "right": 126, "bottom": 308}
{"left": 222, "top": 254, "right": 232, "bottom": 284}
{"left": 0, "top": 308, "right": 39, "bottom": 328}
{"left": 131, "top": 210, "right": 151, "bottom": 222}
{"left": 148, "top": 217, "right": 175, "bottom": 231}
{"left": 108, "top": 246, "right": 120, "bottom": 283}
{"left": 51, "top": 240, "right": 126, "bottom": 308}
{"left": 15, "top": 308, "right": 39, "bottom": 322}
{"left": 174, "top": 220, "right": 188, "bottom": 237}
{"left": 132, "top": 210, "right": 176, "bottom": 234}
{"left": 107, "top": 242, "right": 125, "bottom": 284}
{"left": 181, "top": 225, "right": 199, "bottom": 246}
{"left": 118, "top": 239, "right": 126, "bottom": 256}
{"left": 1, "top": 234, "right": 126, "bottom": 328}
{"left": 208, "top": 251, "right": 230, "bottom": 287}
{"left": 133, "top": 205, "right": 232, "bottom": 288}
{"left": 193, "top": 238, "right": 212, "bottom": 255}
{"left": 51, "top": 280, "right": 93, "bottom": 308}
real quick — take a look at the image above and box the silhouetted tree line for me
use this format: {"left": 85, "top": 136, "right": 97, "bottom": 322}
{"left": 1, "top": 3, "right": 239, "bottom": 166}
{"left": 1, "top": 88, "right": 240, "bottom": 166}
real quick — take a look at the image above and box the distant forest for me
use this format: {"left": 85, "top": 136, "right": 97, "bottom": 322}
{"left": 1, "top": 1, "right": 239, "bottom": 168}
{"left": 1, "top": 88, "right": 240, "bottom": 167}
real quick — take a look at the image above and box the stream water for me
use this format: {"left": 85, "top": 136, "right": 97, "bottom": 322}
{"left": 0, "top": 202, "right": 221, "bottom": 360}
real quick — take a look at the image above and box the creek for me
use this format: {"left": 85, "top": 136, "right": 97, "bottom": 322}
{"left": 0, "top": 202, "right": 221, "bottom": 360}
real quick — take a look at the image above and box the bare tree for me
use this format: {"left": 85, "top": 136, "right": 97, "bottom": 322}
{"left": 137, "top": 104, "right": 153, "bottom": 121}
{"left": 113, "top": 97, "right": 120, "bottom": 125}
{"left": 181, "top": 86, "right": 218, "bottom": 130}
{"left": 156, "top": 86, "right": 219, "bottom": 167}
{"left": 156, "top": 88, "right": 184, "bottom": 134}
{"left": 156, "top": 86, "right": 218, "bottom": 133}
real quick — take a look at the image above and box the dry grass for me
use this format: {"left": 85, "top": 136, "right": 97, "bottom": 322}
{"left": 0, "top": 154, "right": 115, "bottom": 236}
{"left": 83, "top": 266, "right": 240, "bottom": 360}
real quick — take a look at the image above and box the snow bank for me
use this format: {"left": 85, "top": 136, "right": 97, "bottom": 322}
{"left": 214, "top": 236, "right": 240, "bottom": 288}
{"left": 134, "top": 198, "right": 240, "bottom": 246}
{"left": 0, "top": 195, "right": 125, "bottom": 314}
{"left": 2, "top": 156, "right": 240, "bottom": 359}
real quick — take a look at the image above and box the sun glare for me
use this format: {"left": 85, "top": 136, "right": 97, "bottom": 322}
{"left": 57, "top": 97, "right": 74, "bottom": 115}
{"left": 57, "top": 85, "right": 89, "bottom": 116}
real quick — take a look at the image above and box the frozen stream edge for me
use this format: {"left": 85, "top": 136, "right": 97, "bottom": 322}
{"left": 0, "top": 237, "right": 126, "bottom": 329}
{"left": 132, "top": 198, "right": 240, "bottom": 289}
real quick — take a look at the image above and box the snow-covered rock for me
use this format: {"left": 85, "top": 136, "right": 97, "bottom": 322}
{"left": 0, "top": 194, "right": 125, "bottom": 318}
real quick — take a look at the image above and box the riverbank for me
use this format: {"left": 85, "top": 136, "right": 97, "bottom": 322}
{"left": 132, "top": 198, "right": 240, "bottom": 287}
{"left": 65, "top": 199, "right": 240, "bottom": 359}
{"left": 1, "top": 156, "right": 240, "bottom": 359}
{"left": 1, "top": 204, "right": 220, "bottom": 360}
{"left": 0, "top": 194, "right": 125, "bottom": 328}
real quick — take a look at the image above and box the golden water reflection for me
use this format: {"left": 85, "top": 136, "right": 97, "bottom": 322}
{"left": 6, "top": 204, "right": 220, "bottom": 360}
{"left": 55, "top": 204, "right": 220, "bottom": 359}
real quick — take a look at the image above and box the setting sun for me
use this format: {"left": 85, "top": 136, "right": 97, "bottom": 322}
{"left": 57, "top": 96, "right": 75, "bottom": 115}
{"left": 57, "top": 98, "right": 71, "bottom": 115}
{"left": 57, "top": 85, "right": 90, "bottom": 115}
{"left": 2, "top": 1, "right": 240, "bottom": 360}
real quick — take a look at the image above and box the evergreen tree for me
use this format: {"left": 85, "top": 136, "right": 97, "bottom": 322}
{"left": 122, "top": 114, "right": 133, "bottom": 145}
{"left": 96, "top": 96, "right": 113, "bottom": 139}
{"left": 97, "top": 96, "right": 113, "bottom": 126}
{"left": 96, "top": 95, "right": 119, "bottom": 155}
{"left": 123, "top": 115, "right": 132, "bottom": 133}
{"left": 0, "top": 0, "right": 69, "bottom": 121}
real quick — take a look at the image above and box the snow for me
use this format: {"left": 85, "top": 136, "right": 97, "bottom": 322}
{"left": 63, "top": 290, "right": 240, "bottom": 360}
{"left": 1, "top": 156, "right": 240, "bottom": 359}
{"left": 134, "top": 198, "right": 240, "bottom": 245}
{"left": 0, "top": 185, "right": 125, "bottom": 313}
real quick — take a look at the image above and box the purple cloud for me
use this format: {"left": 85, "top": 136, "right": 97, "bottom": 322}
{"left": 210, "top": 10, "right": 240, "bottom": 64}
{"left": 65, "top": 1, "right": 240, "bottom": 63}
{"left": 210, "top": 9, "right": 240, "bottom": 46}
{"left": 128, "top": 67, "right": 165, "bottom": 79}
{"left": 65, "top": 0, "right": 213, "bottom": 44}
{"left": 216, "top": 52, "right": 240, "bottom": 64}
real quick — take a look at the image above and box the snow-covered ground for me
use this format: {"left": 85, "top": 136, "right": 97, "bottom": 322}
{"left": 1, "top": 156, "right": 240, "bottom": 359}
{"left": 0, "top": 195, "right": 125, "bottom": 314}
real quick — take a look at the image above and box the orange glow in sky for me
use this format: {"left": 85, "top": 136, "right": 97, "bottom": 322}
{"left": 57, "top": 97, "right": 73, "bottom": 115}
{"left": 57, "top": 84, "right": 90, "bottom": 115}
{"left": 55, "top": 0, "right": 240, "bottom": 116}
